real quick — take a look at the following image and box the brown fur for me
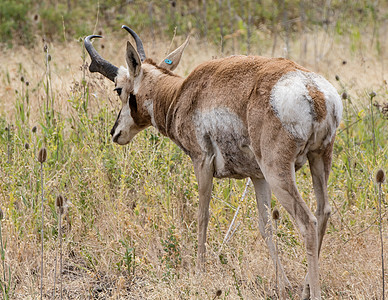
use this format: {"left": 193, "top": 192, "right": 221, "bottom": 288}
{"left": 146, "top": 56, "right": 308, "bottom": 159}
{"left": 308, "top": 85, "right": 327, "bottom": 122}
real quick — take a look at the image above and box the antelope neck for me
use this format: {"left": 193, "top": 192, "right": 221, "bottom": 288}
{"left": 151, "top": 74, "right": 184, "bottom": 138}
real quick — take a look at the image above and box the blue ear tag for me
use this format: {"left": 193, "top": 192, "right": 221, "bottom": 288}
{"left": 164, "top": 59, "right": 173, "bottom": 65}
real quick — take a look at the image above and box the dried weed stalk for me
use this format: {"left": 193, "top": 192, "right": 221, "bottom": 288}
{"left": 272, "top": 208, "right": 280, "bottom": 297}
{"left": 376, "top": 169, "right": 385, "bottom": 299}
{"left": 38, "top": 147, "right": 47, "bottom": 300}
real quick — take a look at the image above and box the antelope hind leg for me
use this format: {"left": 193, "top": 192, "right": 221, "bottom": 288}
{"left": 193, "top": 153, "right": 215, "bottom": 271}
{"left": 251, "top": 177, "right": 291, "bottom": 291}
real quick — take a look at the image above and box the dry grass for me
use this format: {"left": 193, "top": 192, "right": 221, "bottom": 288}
{"left": 0, "top": 30, "right": 387, "bottom": 299}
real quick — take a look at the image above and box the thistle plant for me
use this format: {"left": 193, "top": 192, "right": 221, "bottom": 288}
{"left": 376, "top": 169, "right": 385, "bottom": 299}
{"left": 369, "top": 91, "right": 377, "bottom": 163}
{"left": 272, "top": 208, "right": 280, "bottom": 296}
{"left": 5, "top": 125, "right": 11, "bottom": 164}
{"left": 342, "top": 91, "right": 354, "bottom": 205}
{"left": 44, "top": 44, "right": 52, "bottom": 119}
{"left": 55, "top": 194, "right": 64, "bottom": 300}
{"left": 37, "top": 147, "right": 47, "bottom": 300}
{"left": 212, "top": 289, "right": 222, "bottom": 300}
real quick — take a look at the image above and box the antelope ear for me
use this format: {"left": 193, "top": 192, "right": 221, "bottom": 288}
{"left": 159, "top": 35, "right": 190, "bottom": 71}
{"left": 125, "top": 41, "right": 142, "bottom": 77}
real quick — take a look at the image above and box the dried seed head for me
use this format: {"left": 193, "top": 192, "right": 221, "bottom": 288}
{"left": 376, "top": 169, "right": 385, "bottom": 184}
{"left": 216, "top": 290, "right": 222, "bottom": 297}
{"left": 0, "top": 207, "right": 3, "bottom": 220}
{"left": 43, "top": 44, "right": 48, "bottom": 52}
{"left": 342, "top": 92, "right": 348, "bottom": 100}
{"left": 32, "top": 126, "right": 37, "bottom": 133}
{"left": 382, "top": 103, "right": 388, "bottom": 118}
{"left": 56, "top": 194, "right": 64, "bottom": 214}
{"left": 56, "top": 195, "right": 63, "bottom": 208}
{"left": 335, "top": 75, "right": 340, "bottom": 81}
{"left": 37, "top": 147, "right": 47, "bottom": 163}
{"left": 369, "top": 91, "right": 377, "bottom": 99}
{"left": 24, "top": 143, "right": 30, "bottom": 150}
{"left": 272, "top": 208, "right": 280, "bottom": 220}
{"left": 26, "top": 81, "right": 29, "bottom": 86}
{"left": 47, "top": 54, "right": 51, "bottom": 62}
{"left": 20, "top": 76, "right": 24, "bottom": 82}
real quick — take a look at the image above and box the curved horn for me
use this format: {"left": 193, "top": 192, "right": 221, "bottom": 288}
{"left": 84, "top": 35, "right": 118, "bottom": 82}
{"left": 122, "top": 25, "right": 146, "bottom": 62}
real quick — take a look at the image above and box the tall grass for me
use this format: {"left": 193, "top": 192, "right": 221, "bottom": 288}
{"left": 0, "top": 207, "right": 13, "bottom": 300}
{"left": 0, "top": 29, "right": 387, "bottom": 299}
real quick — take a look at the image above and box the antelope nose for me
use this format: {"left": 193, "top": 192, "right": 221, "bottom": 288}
{"left": 112, "top": 131, "right": 121, "bottom": 143}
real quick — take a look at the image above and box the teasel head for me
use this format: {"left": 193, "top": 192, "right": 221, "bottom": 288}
{"left": 32, "top": 126, "right": 37, "bottom": 133}
{"left": 37, "top": 147, "right": 47, "bottom": 163}
{"left": 0, "top": 207, "right": 3, "bottom": 220}
{"left": 24, "top": 143, "right": 30, "bottom": 150}
{"left": 272, "top": 208, "right": 280, "bottom": 220}
{"left": 212, "top": 289, "right": 222, "bottom": 299}
{"left": 376, "top": 169, "right": 385, "bottom": 184}
{"left": 56, "top": 194, "right": 64, "bottom": 214}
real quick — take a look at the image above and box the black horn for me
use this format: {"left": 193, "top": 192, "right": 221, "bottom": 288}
{"left": 84, "top": 35, "right": 119, "bottom": 82}
{"left": 122, "top": 25, "right": 146, "bottom": 62}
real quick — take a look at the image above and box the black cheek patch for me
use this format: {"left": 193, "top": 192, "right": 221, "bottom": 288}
{"left": 110, "top": 109, "right": 122, "bottom": 136}
{"left": 129, "top": 93, "right": 137, "bottom": 113}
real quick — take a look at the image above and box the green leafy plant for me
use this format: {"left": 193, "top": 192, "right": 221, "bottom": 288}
{"left": 160, "top": 225, "right": 181, "bottom": 278}
{"left": 116, "top": 240, "right": 136, "bottom": 277}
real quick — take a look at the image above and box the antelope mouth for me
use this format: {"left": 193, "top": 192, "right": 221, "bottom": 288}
{"left": 112, "top": 131, "right": 122, "bottom": 143}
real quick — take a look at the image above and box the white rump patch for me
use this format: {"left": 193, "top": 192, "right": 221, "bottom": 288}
{"left": 270, "top": 70, "right": 342, "bottom": 144}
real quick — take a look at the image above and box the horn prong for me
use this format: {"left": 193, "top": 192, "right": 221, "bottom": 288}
{"left": 122, "top": 25, "right": 146, "bottom": 62}
{"left": 84, "top": 35, "right": 118, "bottom": 82}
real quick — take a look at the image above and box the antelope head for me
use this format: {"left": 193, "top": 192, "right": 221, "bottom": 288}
{"left": 84, "top": 26, "right": 189, "bottom": 145}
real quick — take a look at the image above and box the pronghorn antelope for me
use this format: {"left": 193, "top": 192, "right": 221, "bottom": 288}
{"left": 84, "top": 26, "right": 342, "bottom": 299}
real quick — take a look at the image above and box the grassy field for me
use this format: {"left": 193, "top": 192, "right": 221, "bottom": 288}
{"left": 0, "top": 26, "right": 387, "bottom": 299}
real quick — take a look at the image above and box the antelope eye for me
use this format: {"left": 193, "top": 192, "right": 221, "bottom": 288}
{"left": 114, "top": 87, "right": 122, "bottom": 96}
